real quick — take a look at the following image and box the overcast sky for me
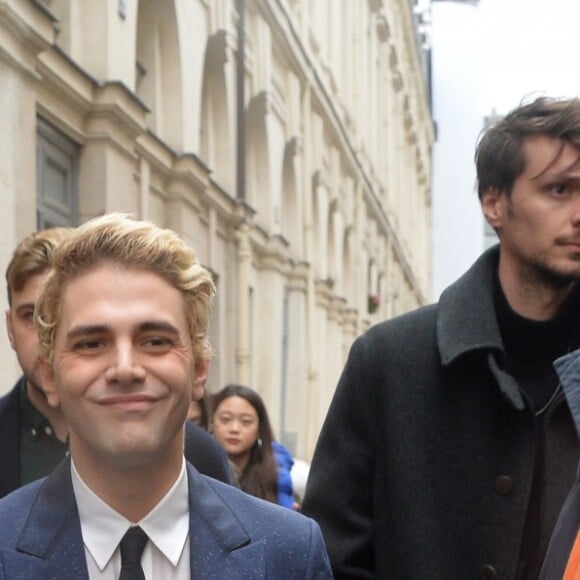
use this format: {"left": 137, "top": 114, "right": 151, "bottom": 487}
{"left": 430, "top": 0, "right": 580, "bottom": 299}
{"left": 480, "top": 0, "right": 580, "bottom": 114}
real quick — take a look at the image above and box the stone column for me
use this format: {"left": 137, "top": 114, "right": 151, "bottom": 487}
{"left": 234, "top": 222, "right": 252, "bottom": 385}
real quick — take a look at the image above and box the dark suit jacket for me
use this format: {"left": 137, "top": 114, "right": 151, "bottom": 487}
{"left": 0, "top": 377, "right": 230, "bottom": 498}
{"left": 0, "top": 458, "right": 332, "bottom": 579}
{"left": 0, "top": 379, "right": 22, "bottom": 498}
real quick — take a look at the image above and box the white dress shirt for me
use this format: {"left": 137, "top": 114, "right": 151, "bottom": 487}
{"left": 71, "top": 459, "right": 191, "bottom": 579}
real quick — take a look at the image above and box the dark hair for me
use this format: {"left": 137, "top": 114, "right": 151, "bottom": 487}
{"left": 196, "top": 395, "right": 210, "bottom": 431}
{"left": 211, "top": 384, "right": 278, "bottom": 503}
{"left": 188, "top": 394, "right": 210, "bottom": 430}
{"left": 475, "top": 96, "right": 580, "bottom": 200}
{"left": 5, "top": 227, "right": 72, "bottom": 305}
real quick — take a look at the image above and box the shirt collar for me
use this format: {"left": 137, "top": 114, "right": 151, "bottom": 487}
{"left": 71, "top": 458, "right": 189, "bottom": 570}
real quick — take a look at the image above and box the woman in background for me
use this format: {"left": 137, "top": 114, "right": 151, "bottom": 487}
{"left": 211, "top": 384, "right": 278, "bottom": 504}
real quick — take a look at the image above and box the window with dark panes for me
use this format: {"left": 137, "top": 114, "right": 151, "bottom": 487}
{"left": 36, "top": 118, "right": 79, "bottom": 228}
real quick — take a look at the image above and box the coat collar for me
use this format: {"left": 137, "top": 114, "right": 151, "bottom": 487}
{"left": 436, "top": 245, "right": 526, "bottom": 411}
{"left": 437, "top": 245, "right": 502, "bottom": 366}
{"left": 11, "top": 458, "right": 261, "bottom": 578}
{"left": 14, "top": 458, "right": 88, "bottom": 577}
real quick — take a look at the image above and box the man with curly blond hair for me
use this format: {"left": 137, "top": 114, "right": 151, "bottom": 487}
{"left": 0, "top": 214, "right": 331, "bottom": 579}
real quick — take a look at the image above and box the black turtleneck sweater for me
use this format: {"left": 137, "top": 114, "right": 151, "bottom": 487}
{"left": 493, "top": 272, "right": 580, "bottom": 578}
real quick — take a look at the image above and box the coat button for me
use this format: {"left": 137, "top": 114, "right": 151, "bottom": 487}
{"left": 495, "top": 475, "right": 513, "bottom": 496}
{"left": 480, "top": 564, "right": 497, "bottom": 579}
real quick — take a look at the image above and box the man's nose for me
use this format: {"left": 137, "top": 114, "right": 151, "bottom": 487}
{"left": 572, "top": 192, "right": 580, "bottom": 225}
{"left": 104, "top": 342, "right": 146, "bottom": 384}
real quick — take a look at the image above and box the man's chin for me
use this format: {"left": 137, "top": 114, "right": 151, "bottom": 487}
{"left": 26, "top": 377, "right": 52, "bottom": 404}
{"left": 103, "top": 443, "right": 164, "bottom": 469}
{"left": 540, "top": 263, "right": 580, "bottom": 287}
{"left": 107, "top": 432, "right": 179, "bottom": 468}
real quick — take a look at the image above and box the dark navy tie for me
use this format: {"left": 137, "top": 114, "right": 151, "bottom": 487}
{"left": 119, "top": 526, "right": 148, "bottom": 580}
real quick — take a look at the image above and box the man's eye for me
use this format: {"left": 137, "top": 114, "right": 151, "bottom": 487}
{"left": 21, "top": 311, "right": 35, "bottom": 327}
{"left": 549, "top": 183, "right": 568, "bottom": 195}
{"left": 143, "top": 336, "right": 172, "bottom": 349}
{"left": 141, "top": 336, "right": 173, "bottom": 354}
{"left": 75, "top": 339, "right": 103, "bottom": 350}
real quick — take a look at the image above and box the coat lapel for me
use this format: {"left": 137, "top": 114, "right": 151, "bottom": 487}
{"left": 6, "top": 458, "right": 89, "bottom": 580}
{"left": 186, "top": 463, "right": 266, "bottom": 578}
{"left": 5, "top": 460, "right": 267, "bottom": 579}
{"left": 437, "top": 245, "right": 502, "bottom": 363}
{"left": 437, "top": 245, "right": 526, "bottom": 410}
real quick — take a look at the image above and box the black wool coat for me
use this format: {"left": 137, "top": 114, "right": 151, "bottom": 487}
{"left": 302, "top": 246, "right": 579, "bottom": 579}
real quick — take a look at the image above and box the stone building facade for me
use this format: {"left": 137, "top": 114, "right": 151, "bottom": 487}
{"left": 0, "top": 0, "right": 434, "bottom": 459}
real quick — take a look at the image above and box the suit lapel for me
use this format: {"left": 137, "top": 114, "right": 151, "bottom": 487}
{"left": 7, "top": 460, "right": 267, "bottom": 579}
{"left": 186, "top": 464, "right": 266, "bottom": 578}
{"left": 10, "top": 458, "right": 89, "bottom": 579}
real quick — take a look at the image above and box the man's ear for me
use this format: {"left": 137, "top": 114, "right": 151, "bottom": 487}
{"left": 38, "top": 356, "right": 60, "bottom": 408}
{"left": 481, "top": 187, "right": 506, "bottom": 231}
{"left": 192, "top": 358, "right": 209, "bottom": 402}
{"left": 5, "top": 310, "right": 15, "bottom": 350}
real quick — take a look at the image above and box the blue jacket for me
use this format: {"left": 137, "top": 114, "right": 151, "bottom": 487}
{"left": 540, "top": 350, "right": 580, "bottom": 578}
{"left": 0, "top": 457, "right": 332, "bottom": 579}
{"left": 273, "top": 440, "right": 295, "bottom": 508}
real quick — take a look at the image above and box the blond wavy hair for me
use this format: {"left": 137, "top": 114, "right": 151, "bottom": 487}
{"left": 35, "top": 213, "right": 215, "bottom": 364}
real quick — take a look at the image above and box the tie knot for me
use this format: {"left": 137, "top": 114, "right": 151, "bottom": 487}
{"left": 120, "top": 526, "right": 148, "bottom": 568}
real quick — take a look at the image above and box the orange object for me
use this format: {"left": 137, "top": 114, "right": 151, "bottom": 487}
{"left": 564, "top": 530, "right": 580, "bottom": 580}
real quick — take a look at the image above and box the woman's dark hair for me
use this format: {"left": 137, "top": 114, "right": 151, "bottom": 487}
{"left": 211, "top": 384, "right": 278, "bottom": 504}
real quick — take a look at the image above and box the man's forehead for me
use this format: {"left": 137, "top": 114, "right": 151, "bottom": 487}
{"left": 523, "top": 136, "right": 580, "bottom": 178}
{"left": 10, "top": 270, "right": 48, "bottom": 301}
{"left": 56, "top": 265, "right": 188, "bottom": 320}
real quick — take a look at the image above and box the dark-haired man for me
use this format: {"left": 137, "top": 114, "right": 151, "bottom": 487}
{"left": 2, "top": 227, "right": 73, "bottom": 497}
{"left": 302, "top": 96, "right": 580, "bottom": 578}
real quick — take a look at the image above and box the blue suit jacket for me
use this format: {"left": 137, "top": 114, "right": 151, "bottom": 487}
{"left": 0, "top": 458, "right": 332, "bottom": 579}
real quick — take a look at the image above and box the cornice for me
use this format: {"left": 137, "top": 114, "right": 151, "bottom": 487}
{"left": 90, "top": 81, "right": 148, "bottom": 140}
{"left": 36, "top": 46, "right": 94, "bottom": 117}
{"left": 251, "top": 231, "right": 291, "bottom": 275}
{"left": 0, "top": 0, "right": 54, "bottom": 78}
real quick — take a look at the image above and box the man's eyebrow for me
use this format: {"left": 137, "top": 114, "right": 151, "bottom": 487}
{"left": 15, "top": 303, "right": 35, "bottom": 314}
{"left": 139, "top": 321, "right": 180, "bottom": 335}
{"left": 65, "top": 324, "right": 110, "bottom": 340}
{"left": 531, "top": 151, "right": 580, "bottom": 181}
{"left": 66, "top": 321, "right": 180, "bottom": 338}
